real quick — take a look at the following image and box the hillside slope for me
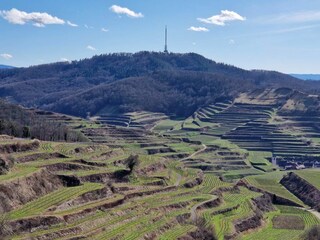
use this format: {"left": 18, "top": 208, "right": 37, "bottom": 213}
{"left": 0, "top": 52, "right": 318, "bottom": 117}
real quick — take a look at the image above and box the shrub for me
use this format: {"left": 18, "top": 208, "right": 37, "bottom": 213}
{"left": 125, "top": 155, "right": 139, "bottom": 173}
{"left": 303, "top": 225, "right": 320, "bottom": 240}
{"left": 0, "top": 155, "right": 15, "bottom": 175}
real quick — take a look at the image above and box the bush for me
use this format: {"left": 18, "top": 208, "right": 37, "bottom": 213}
{"left": 0, "top": 155, "right": 15, "bottom": 175}
{"left": 124, "top": 155, "right": 139, "bottom": 173}
{"left": 303, "top": 225, "right": 320, "bottom": 240}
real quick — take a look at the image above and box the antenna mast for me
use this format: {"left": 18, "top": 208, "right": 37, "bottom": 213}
{"left": 164, "top": 26, "right": 168, "bottom": 53}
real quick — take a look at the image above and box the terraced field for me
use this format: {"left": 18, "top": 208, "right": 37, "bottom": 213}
{"left": 245, "top": 172, "right": 305, "bottom": 206}
{"left": 1, "top": 98, "right": 320, "bottom": 239}
{"left": 295, "top": 169, "right": 320, "bottom": 190}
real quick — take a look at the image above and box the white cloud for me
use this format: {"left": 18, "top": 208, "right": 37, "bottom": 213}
{"left": 0, "top": 8, "right": 65, "bottom": 27}
{"left": 229, "top": 39, "right": 235, "bottom": 45}
{"left": 87, "top": 45, "right": 96, "bottom": 51}
{"left": 84, "top": 24, "right": 94, "bottom": 29}
{"left": 267, "top": 11, "right": 320, "bottom": 24}
{"left": 0, "top": 53, "right": 13, "bottom": 59}
{"left": 188, "top": 26, "right": 209, "bottom": 32}
{"left": 109, "top": 5, "right": 143, "bottom": 18}
{"left": 67, "top": 20, "right": 78, "bottom": 27}
{"left": 101, "top": 28, "right": 109, "bottom": 32}
{"left": 198, "top": 10, "right": 246, "bottom": 26}
{"left": 60, "top": 58, "right": 69, "bottom": 62}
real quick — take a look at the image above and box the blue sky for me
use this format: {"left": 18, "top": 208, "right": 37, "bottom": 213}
{"left": 0, "top": 0, "right": 319, "bottom": 73}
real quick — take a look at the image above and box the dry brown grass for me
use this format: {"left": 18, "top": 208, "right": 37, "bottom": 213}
{"left": 272, "top": 215, "right": 305, "bottom": 230}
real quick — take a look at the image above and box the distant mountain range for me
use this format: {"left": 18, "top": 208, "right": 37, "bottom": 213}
{"left": 0, "top": 52, "right": 320, "bottom": 118}
{"left": 0, "top": 64, "right": 15, "bottom": 69}
{"left": 290, "top": 74, "right": 320, "bottom": 81}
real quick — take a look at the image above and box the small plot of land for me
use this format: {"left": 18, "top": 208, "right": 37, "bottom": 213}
{"left": 272, "top": 215, "right": 305, "bottom": 230}
{"left": 242, "top": 205, "right": 320, "bottom": 240}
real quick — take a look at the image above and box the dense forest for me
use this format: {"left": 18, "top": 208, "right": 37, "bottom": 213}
{"left": 0, "top": 100, "right": 85, "bottom": 141}
{"left": 0, "top": 52, "right": 319, "bottom": 117}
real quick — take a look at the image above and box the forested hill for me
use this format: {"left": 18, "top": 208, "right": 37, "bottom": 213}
{"left": 0, "top": 52, "right": 319, "bottom": 117}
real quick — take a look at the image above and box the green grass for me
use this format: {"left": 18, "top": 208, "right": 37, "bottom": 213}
{"left": 8, "top": 183, "right": 103, "bottom": 220}
{"left": 153, "top": 119, "right": 183, "bottom": 132}
{"left": 295, "top": 169, "right": 320, "bottom": 190}
{"left": 203, "top": 187, "right": 261, "bottom": 240}
{"left": 158, "top": 224, "right": 196, "bottom": 240}
{"left": 246, "top": 171, "right": 305, "bottom": 206}
{"left": 0, "top": 165, "right": 38, "bottom": 182}
{"left": 223, "top": 168, "right": 263, "bottom": 180}
{"left": 201, "top": 174, "right": 231, "bottom": 193}
{"left": 248, "top": 151, "right": 272, "bottom": 165}
{"left": 167, "top": 142, "right": 201, "bottom": 154}
{"left": 94, "top": 215, "right": 150, "bottom": 240}
{"left": 276, "top": 205, "right": 320, "bottom": 227}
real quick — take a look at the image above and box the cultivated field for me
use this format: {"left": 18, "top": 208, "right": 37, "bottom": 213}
{"left": 1, "top": 99, "right": 320, "bottom": 239}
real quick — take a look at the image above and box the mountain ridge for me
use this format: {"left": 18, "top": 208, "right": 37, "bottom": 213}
{"left": 290, "top": 74, "right": 320, "bottom": 81}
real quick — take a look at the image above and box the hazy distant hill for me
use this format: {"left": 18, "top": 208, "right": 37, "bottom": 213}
{"left": 0, "top": 64, "right": 14, "bottom": 69}
{"left": 0, "top": 52, "right": 319, "bottom": 117}
{"left": 290, "top": 74, "right": 320, "bottom": 81}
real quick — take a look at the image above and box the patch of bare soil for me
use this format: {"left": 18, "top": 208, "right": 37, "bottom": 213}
{"left": 0, "top": 140, "right": 40, "bottom": 154}
{"left": 137, "top": 161, "right": 167, "bottom": 175}
{"left": 184, "top": 172, "right": 204, "bottom": 188}
{"left": 5, "top": 216, "right": 64, "bottom": 237}
{"left": 45, "top": 162, "right": 95, "bottom": 172}
{"left": 237, "top": 179, "right": 303, "bottom": 207}
{"left": 80, "top": 172, "right": 113, "bottom": 183}
{"left": 54, "top": 186, "right": 113, "bottom": 212}
{"left": 25, "top": 226, "right": 82, "bottom": 240}
{"left": 0, "top": 135, "right": 14, "bottom": 140}
{"left": 0, "top": 169, "right": 64, "bottom": 214}
{"left": 233, "top": 208, "right": 263, "bottom": 234}
{"left": 280, "top": 172, "right": 320, "bottom": 210}
{"left": 73, "top": 145, "right": 104, "bottom": 154}
{"left": 272, "top": 215, "right": 305, "bottom": 230}
{"left": 0, "top": 155, "right": 15, "bottom": 175}
{"left": 147, "top": 148, "right": 175, "bottom": 155}
{"left": 72, "top": 159, "right": 107, "bottom": 167}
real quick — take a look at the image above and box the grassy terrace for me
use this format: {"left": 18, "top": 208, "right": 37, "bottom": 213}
{"left": 295, "top": 169, "right": 320, "bottom": 190}
{"left": 201, "top": 187, "right": 262, "bottom": 240}
{"left": 8, "top": 183, "right": 104, "bottom": 220}
{"left": 246, "top": 172, "right": 305, "bottom": 206}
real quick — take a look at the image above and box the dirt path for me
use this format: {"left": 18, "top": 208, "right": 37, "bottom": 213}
{"left": 190, "top": 194, "right": 218, "bottom": 222}
{"left": 300, "top": 207, "right": 320, "bottom": 220}
{"left": 174, "top": 173, "right": 182, "bottom": 187}
{"left": 181, "top": 144, "right": 207, "bottom": 162}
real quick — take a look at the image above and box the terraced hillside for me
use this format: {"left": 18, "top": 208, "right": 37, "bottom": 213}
{"left": 1, "top": 91, "right": 320, "bottom": 239}
{"left": 0, "top": 135, "right": 266, "bottom": 240}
